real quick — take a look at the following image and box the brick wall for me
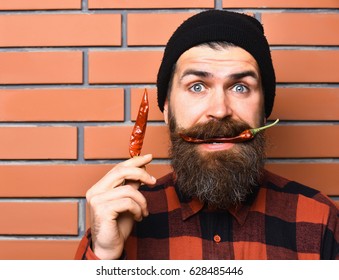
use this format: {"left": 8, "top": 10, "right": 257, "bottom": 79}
{"left": 0, "top": 0, "right": 338, "bottom": 259}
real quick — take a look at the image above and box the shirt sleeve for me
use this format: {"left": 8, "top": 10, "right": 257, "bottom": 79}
{"left": 321, "top": 199, "right": 339, "bottom": 260}
{"left": 74, "top": 228, "right": 127, "bottom": 260}
{"left": 74, "top": 228, "right": 101, "bottom": 260}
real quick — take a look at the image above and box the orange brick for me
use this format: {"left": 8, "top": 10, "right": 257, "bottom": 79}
{"left": 0, "top": 14, "right": 121, "bottom": 47}
{"left": 265, "top": 163, "right": 339, "bottom": 196}
{"left": 263, "top": 13, "right": 339, "bottom": 46}
{"left": 0, "top": 127, "right": 77, "bottom": 159}
{"left": 0, "top": 240, "right": 81, "bottom": 260}
{"left": 0, "top": 164, "right": 171, "bottom": 198}
{"left": 272, "top": 50, "right": 339, "bottom": 83}
{"left": 89, "top": 51, "right": 163, "bottom": 84}
{"left": 0, "top": 51, "right": 82, "bottom": 84}
{"left": 84, "top": 125, "right": 169, "bottom": 159}
{"left": 130, "top": 88, "right": 163, "bottom": 121}
{"left": 0, "top": 165, "right": 112, "bottom": 198}
{"left": 223, "top": 0, "right": 339, "bottom": 8}
{"left": 266, "top": 125, "right": 339, "bottom": 158}
{"left": 89, "top": 0, "right": 213, "bottom": 9}
{"left": 0, "top": 202, "right": 78, "bottom": 235}
{"left": 270, "top": 87, "right": 339, "bottom": 121}
{"left": 128, "top": 13, "right": 194, "bottom": 46}
{"left": 0, "top": 0, "right": 81, "bottom": 10}
{"left": 0, "top": 88, "right": 124, "bottom": 121}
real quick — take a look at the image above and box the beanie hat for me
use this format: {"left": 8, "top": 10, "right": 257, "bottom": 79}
{"left": 156, "top": 10, "right": 276, "bottom": 118}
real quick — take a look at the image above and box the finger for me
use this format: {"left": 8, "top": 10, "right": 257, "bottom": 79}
{"left": 117, "top": 167, "right": 156, "bottom": 186}
{"left": 86, "top": 169, "right": 155, "bottom": 200}
{"left": 117, "top": 155, "right": 150, "bottom": 185}
{"left": 89, "top": 154, "right": 154, "bottom": 191}
{"left": 87, "top": 185, "right": 149, "bottom": 217}
{"left": 115, "top": 197, "right": 144, "bottom": 221}
{"left": 92, "top": 195, "right": 145, "bottom": 222}
{"left": 119, "top": 154, "right": 153, "bottom": 168}
{"left": 90, "top": 166, "right": 156, "bottom": 195}
{"left": 123, "top": 179, "right": 140, "bottom": 190}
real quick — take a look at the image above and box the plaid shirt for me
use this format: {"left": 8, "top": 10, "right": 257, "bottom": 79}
{"left": 75, "top": 170, "right": 339, "bottom": 260}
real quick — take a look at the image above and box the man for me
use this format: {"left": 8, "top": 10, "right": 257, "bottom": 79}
{"left": 75, "top": 10, "right": 339, "bottom": 260}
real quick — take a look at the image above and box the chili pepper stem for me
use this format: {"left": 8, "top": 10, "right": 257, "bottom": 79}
{"left": 250, "top": 119, "right": 279, "bottom": 135}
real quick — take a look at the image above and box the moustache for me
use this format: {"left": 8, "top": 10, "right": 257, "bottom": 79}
{"left": 175, "top": 118, "right": 251, "bottom": 142}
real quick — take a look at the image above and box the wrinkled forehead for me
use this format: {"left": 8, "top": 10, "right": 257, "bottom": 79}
{"left": 175, "top": 44, "right": 261, "bottom": 78}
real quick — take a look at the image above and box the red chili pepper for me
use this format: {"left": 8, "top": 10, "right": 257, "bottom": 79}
{"left": 129, "top": 89, "right": 149, "bottom": 157}
{"left": 180, "top": 119, "right": 279, "bottom": 144}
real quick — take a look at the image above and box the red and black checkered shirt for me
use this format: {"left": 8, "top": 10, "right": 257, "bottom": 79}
{"left": 75, "top": 170, "right": 339, "bottom": 260}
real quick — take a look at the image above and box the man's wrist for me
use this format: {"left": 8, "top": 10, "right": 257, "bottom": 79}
{"left": 92, "top": 243, "right": 123, "bottom": 260}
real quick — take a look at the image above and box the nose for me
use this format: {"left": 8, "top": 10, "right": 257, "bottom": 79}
{"left": 206, "top": 88, "right": 233, "bottom": 120}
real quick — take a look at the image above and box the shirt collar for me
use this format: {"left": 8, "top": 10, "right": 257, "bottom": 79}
{"left": 181, "top": 197, "right": 204, "bottom": 220}
{"left": 173, "top": 181, "right": 204, "bottom": 220}
{"left": 228, "top": 203, "right": 252, "bottom": 226}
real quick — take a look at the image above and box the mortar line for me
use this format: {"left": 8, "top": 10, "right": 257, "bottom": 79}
{"left": 124, "top": 88, "right": 132, "bottom": 122}
{"left": 215, "top": 0, "right": 223, "bottom": 10}
{"left": 77, "top": 125, "right": 85, "bottom": 163}
{"left": 0, "top": 198, "right": 80, "bottom": 202}
{"left": 0, "top": 8, "right": 339, "bottom": 15}
{"left": 121, "top": 10, "right": 128, "bottom": 48}
{"left": 78, "top": 198, "right": 87, "bottom": 237}
{"left": 1, "top": 45, "right": 338, "bottom": 52}
{"left": 83, "top": 49, "right": 89, "bottom": 86}
{"left": 82, "top": 0, "right": 88, "bottom": 12}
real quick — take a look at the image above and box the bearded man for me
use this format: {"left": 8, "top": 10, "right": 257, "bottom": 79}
{"left": 75, "top": 10, "right": 339, "bottom": 260}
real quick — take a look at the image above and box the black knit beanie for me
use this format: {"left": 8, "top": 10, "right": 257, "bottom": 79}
{"left": 156, "top": 10, "right": 276, "bottom": 118}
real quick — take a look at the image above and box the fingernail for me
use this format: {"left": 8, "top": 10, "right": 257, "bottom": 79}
{"left": 143, "top": 154, "right": 152, "bottom": 158}
{"left": 137, "top": 216, "right": 143, "bottom": 222}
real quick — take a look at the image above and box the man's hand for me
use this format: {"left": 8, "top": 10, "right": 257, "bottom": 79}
{"left": 86, "top": 154, "right": 156, "bottom": 260}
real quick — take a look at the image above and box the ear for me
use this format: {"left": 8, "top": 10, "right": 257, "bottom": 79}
{"left": 163, "top": 99, "right": 169, "bottom": 125}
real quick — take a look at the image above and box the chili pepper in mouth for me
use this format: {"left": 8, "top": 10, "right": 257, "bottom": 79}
{"left": 179, "top": 119, "right": 279, "bottom": 144}
{"left": 129, "top": 89, "right": 149, "bottom": 157}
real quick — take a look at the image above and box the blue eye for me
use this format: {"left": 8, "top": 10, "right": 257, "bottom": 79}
{"left": 232, "top": 84, "right": 248, "bottom": 93}
{"left": 190, "top": 83, "right": 206, "bottom": 93}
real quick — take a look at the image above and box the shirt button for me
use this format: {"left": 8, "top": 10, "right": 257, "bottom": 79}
{"left": 213, "top": 234, "right": 221, "bottom": 243}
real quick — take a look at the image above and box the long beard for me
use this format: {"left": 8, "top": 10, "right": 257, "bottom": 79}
{"left": 169, "top": 115, "right": 266, "bottom": 210}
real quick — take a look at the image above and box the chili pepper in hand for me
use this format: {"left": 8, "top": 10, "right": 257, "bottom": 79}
{"left": 129, "top": 89, "right": 149, "bottom": 157}
{"left": 180, "top": 119, "right": 279, "bottom": 144}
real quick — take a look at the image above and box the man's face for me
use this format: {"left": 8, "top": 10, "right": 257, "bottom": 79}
{"left": 163, "top": 45, "right": 267, "bottom": 209}
{"left": 164, "top": 44, "right": 265, "bottom": 139}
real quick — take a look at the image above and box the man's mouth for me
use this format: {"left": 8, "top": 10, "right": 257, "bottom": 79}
{"left": 198, "top": 141, "right": 235, "bottom": 152}
{"left": 179, "top": 133, "right": 248, "bottom": 144}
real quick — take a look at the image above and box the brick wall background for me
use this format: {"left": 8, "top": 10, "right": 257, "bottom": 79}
{"left": 0, "top": 0, "right": 338, "bottom": 259}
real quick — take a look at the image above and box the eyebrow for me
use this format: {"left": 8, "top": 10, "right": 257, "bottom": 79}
{"left": 229, "top": 70, "right": 259, "bottom": 81}
{"left": 180, "top": 69, "right": 212, "bottom": 81}
{"left": 180, "top": 69, "right": 259, "bottom": 82}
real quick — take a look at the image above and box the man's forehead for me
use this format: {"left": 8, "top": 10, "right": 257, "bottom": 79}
{"left": 175, "top": 44, "right": 260, "bottom": 75}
